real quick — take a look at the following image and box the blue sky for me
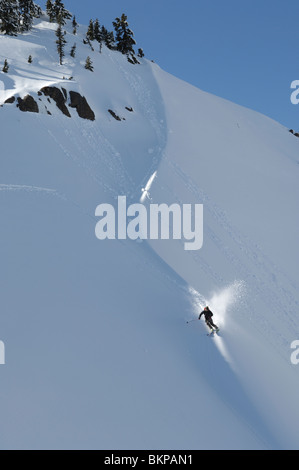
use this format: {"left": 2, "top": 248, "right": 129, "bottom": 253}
{"left": 55, "top": 0, "right": 298, "bottom": 129}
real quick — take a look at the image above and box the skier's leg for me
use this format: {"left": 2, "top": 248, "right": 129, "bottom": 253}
{"left": 207, "top": 319, "right": 218, "bottom": 330}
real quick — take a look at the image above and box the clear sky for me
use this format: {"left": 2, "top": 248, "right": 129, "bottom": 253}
{"left": 52, "top": 0, "right": 299, "bottom": 129}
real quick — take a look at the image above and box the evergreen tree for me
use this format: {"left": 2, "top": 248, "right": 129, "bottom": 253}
{"left": 32, "top": 2, "right": 40, "bottom": 17}
{"left": 105, "top": 30, "right": 115, "bottom": 50}
{"left": 100, "top": 25, "right": 115, "bottom": 50}
{"left": 86, "top": 19, "right": 94, "bottom": 41}
{"left": 93, "top": 18, "right": 101, "bottom": 42}
{"left": 46, "top": 0, "right": 52, "bottom": 13}
{"left": 46, "top": 0, "right": 55, "bottom": 22}
{"left": 113, "top": 13, "right": 136, "bottom": 55}
{"left": 55, "top": 24, "right": 66, "bottom": 65}
{"left": 0, "top": 0, "right": 20, "bottom": 36}
{"left": 52, "top": 0, "right": 71, "bottom": 26}
{"left": 84, "top": 56, "right": 93, "bottom": 72}
{"left": 70, "top": 42, "right": 76, "bottom": 58}
{"left": 83, "top": 37, "right": 94, "bottom": 51}
{"left": 19, "top": 0, "right": 38, "bottom": 31}
{"left": 99, "top": 25, "right": 108, "bottom": 45}
{"left": 72, "top": 15, "right": 77, "bottom": 34}
{"left": 2, "top": 59, "right": 9, "bottom": 72}
{"left": 137, "top": 48, "right": 144, "bottom": 58}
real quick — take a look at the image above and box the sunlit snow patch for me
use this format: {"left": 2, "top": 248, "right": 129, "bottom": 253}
{"left": 140, "top": 171, "right": 157, "bottom": 203}
{"left": 208, "top": 280, "right": 247, "bottom": 328}
{"left": 0, "top": 80, "right": 4, "bottom": 105}
{"left": 189, "top": 281, "right": 246, "bottom": 366}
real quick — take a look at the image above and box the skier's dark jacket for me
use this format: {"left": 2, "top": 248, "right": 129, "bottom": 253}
{"left": 199, "top": 307, "right": 214, "bottom": 321}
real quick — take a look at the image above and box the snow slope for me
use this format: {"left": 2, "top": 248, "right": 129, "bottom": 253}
{"left": 0, "top": 16, "right": 299, "bottom": 450}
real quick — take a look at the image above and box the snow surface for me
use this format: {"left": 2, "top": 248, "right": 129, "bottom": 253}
{"left": 0, "top": 16, "right": 299, "bottom": 450}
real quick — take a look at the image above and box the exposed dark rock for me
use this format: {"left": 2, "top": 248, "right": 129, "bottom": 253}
{"left": 108, "top": 109, "right": 121, "bottom": 121}
{"left": 40, "top": 86, "right": 71, "bottom": 118}
{"left": 4, "top": 96, "right": 15, "bottom": 104}
{"left": 125, "top": 106, "right": 133, "bottom": 112}
{"left": 69, "top": 91, "right": 95, "bottom": 121}
{"left": 10, "top": 86, "right": 94, "bottom": 121}
{"left": 17, "top": 95, "right": 39, "bottom": 113}
{"left": 289, "top": 129, "right": 299, "bottom": 138}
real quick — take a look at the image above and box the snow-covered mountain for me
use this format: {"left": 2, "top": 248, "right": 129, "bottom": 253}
{"left": 0, "top": 14, "right": 299, "bottom": 450}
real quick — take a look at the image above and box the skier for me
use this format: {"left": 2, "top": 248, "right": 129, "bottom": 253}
{"left": 199, "top": 306, "right": 219, "bottom": 332}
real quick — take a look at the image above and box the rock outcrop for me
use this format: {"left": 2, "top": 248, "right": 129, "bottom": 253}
{"left": 289, "top": 129, "right": 299, "bottom": 138}
{"left": 16, "top": 95, "right": 39, "bottom": 113}
{"left": 2, "top": 87, "right": 95, "bottom": 121}
{"left": 108, "top": 109, "right": 122, "bottom": 121}
{"left": 40, "top": 86, "right": 71, "bottom": 118}
{"left": 69, "top": 91, "right": 95, "bottom": 121}
{"left": 4, "top": 96, "right": 15, "bottom": 104}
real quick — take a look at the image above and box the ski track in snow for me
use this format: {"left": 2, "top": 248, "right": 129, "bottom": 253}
{"left": 0, "top": 183, "right": 59, "bottom": 196}
{"left": 0, "top": 182, "right": 103, "bottom": 226}
{"left": 35, "top": 59, "right": 168, "bottom": 204}
{"left": 150, "top": 155, "right": 299, "bottom": 362}
{"left": 110, "top": 55, "right": 168, "bottom": 198}
{"left": 42, "top": 119, "right": 129, "bottom": 198}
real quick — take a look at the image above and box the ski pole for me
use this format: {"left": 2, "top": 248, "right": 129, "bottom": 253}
{"left": 186, "top": 319, "right": 198, "bottom": 324}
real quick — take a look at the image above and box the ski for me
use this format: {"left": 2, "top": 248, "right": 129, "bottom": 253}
{"left": 207, "top": 329, "right": 220, "bottom": 337}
